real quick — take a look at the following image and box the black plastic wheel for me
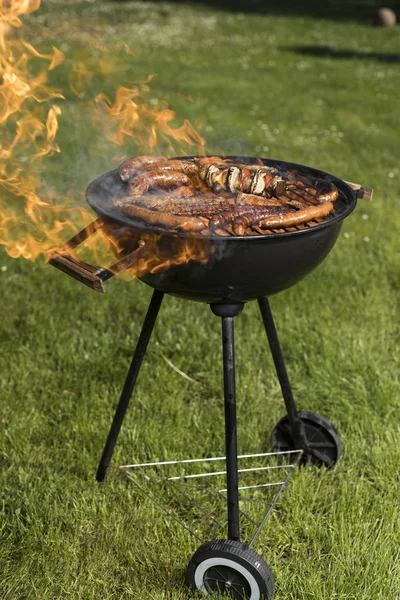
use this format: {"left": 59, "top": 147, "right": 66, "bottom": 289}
{"left": 186, "top": 539, "right": 274, "bottom": 599}
{"left": 271, "top": 410, "right": 341, "bottom": 467}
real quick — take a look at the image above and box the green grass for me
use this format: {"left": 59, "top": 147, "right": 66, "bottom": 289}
{"left": 1, "top": 1, "right": 400, "bottom": 598}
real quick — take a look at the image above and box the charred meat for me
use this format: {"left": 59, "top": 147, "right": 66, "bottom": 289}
{"left": 115, "top": 156, "right": 339, "bottom": 235}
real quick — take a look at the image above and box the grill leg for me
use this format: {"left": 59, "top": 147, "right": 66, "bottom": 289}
{"left": 96, "top": 290, "right": 164, "bottom": 482}
{"left": 257, "top": 297, "right": 308, "bottom": 451}
{"left": 211, "top": 303, "right": 244, "bottom": 541}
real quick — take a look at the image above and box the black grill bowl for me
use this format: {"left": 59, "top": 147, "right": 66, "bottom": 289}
{"left": 86, "top": 157, "right": 357, "bottom": 303}
{"left": 138, "top": 224, "right": 341, "bottom": 302}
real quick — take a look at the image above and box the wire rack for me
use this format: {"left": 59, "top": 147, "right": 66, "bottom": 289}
{"left": 120, "top": 449, "right": 303, "bottom": 546}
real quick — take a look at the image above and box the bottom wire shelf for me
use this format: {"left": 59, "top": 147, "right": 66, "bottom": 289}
{"left": 120, "top": 449, "right": 303, "bottom": 546}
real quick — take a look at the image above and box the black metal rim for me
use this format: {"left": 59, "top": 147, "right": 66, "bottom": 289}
{"left": 85, "top": 155, "right": 357, "bottom": 240}
{"left": 203, "top": 564, "right": 252, "bottom": 598}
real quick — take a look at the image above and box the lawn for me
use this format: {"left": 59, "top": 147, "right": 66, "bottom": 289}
{"left": 1, "top": 1, "right": 400, "bottom": 599}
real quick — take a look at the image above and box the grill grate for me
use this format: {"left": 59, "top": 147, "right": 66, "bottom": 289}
{"left": 85, "top": 157, "right": 358, "bottom": 239}
{"left": 247, "top": 181, "right": 345, "bottom": 236}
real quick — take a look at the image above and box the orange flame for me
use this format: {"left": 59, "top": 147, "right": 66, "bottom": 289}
{"left": 95, "top": 84, "right": 205, "bottom": 153}
{"left": 0, "top": 1, "right": 41, "bottom": 50}
{"left": 136, "top": 235, "right": 211, "bottom": 277}
{"left": 0, "top": 0, "right": 78, "bottom": 260}
{"left": 0, "top": 0, "right": 207, "bottom": 272}
{"left": 108, "top": 230, "right": 212, "bottom": 281}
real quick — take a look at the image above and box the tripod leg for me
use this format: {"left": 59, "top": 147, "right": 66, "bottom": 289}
{"left": 258, "top": 297, "right": 307, "bottom": 451}
{"left": 211, "top": 303, "right": 244, "bottom": 541}
{"left": 96, "top": 290, "right": 164, "bottom": 482}
{"left": 221, "top": 315, "right": 241, "bottom": 541}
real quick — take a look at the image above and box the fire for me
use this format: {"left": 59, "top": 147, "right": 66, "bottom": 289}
{"left": 95, "top": 84, "right": 205, "bottom": 152}
{"left": 109, "top": 231, "right": 212, "bottom": 281}
{"left": 0, "top": 0, "right": 207, "bottom": 275}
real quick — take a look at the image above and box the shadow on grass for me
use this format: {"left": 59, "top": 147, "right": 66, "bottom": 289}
{"left": 112, "top": 0, "right": 399, "bottom": 23}
{"left": 287, "top": 45, "right": 400, "bottom": 63}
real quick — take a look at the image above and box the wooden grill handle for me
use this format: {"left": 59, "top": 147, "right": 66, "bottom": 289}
{"left": 47, "top": 250, "right": 110, "bottom": 293}
{"left": 46, "top": 219, "right": 147, "bottom": 293}
{"left": 344, "top": 181, "right": 373, "bottom": 201}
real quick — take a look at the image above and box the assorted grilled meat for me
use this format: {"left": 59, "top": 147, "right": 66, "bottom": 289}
{"left": 115, "top": 156, "right": 339, "bottom": 235}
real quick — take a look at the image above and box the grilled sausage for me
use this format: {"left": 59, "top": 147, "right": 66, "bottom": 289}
{"left": 256, "top": 201, "right": 335, "bottom": 229}
{"left": 145, "top": 159, "right": 199, "bottom": 176}
{"left": 233, "top": 206, "right": 286, "bottom": 235}
{"left": 208, "top": 205, "right": 262, "bottom": 229}
{"left": 116, "top": 198, "right": 206, "bottom": 232}
{"left": 129, "top": 171, "right": 193, "bottom": 195}
{"left": 236, "top": 193, "right": 282, "bottom": 207}
{"left": 315, "top": 180, "right": 339, "bottom": 204}
{"left": 118, "top": 156, "right": 166, "bottom": 182}
{"left": 139, "top": 194, "right": 231, "bottom": 213}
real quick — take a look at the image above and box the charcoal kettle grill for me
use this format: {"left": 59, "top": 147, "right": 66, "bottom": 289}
{"left": 48, "top": 156, "right": 370, "bottom": 600}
